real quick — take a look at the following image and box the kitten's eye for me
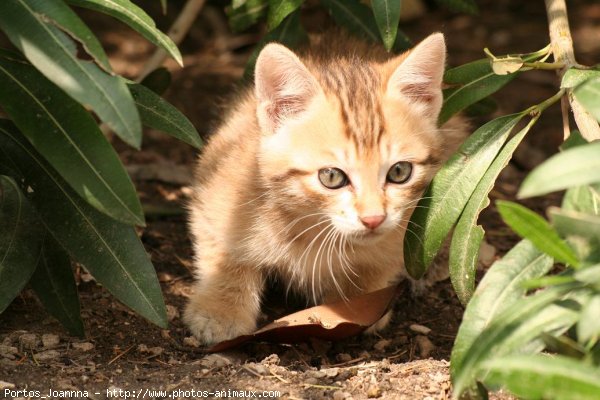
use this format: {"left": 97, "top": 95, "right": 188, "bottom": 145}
{"left": 318, "top": 168, "right": 349, "bottom": 189}
{"left": 387, "top": 161, "right": 412, "bottom": 184}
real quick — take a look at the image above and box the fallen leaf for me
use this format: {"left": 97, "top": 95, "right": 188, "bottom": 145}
{"left": 207, "top": 285, "right": 400, "bottom": 352}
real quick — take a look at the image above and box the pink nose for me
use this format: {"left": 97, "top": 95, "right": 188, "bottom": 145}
{"left": 360, "top": 215, "right": 386, "bottom": 230}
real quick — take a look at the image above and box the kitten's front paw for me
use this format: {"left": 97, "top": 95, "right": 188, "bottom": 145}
{"left": 183, "top": 303, "right": 256, "bottom": 345}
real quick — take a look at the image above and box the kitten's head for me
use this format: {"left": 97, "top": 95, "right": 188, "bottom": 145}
{"left": 254, "top": 33, "right": 465, "bottom": 244}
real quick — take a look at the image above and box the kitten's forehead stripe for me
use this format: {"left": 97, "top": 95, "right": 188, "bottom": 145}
{"left": 317, "top": 59, "right": 385, "bottom": 154}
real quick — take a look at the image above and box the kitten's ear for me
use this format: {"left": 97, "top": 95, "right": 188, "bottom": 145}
{"left": 386, "top": 33, "right": 446, "bottom": 119}
{"left": 255, "top": 43, "right": 320, "bottom": 134}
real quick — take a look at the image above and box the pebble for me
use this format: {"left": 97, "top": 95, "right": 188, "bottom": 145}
{"left": 18, "top": 333, "right": 40, "bottom": 349}
{"left": 415, "top": 335, "right": 435, "bottom": 358}
{"left": 478, "top": 240, "right": 497, "bottom": 267}
{"left": 373, "top": 339, "right": 392, "bottom": 351}
{"left": 199, "top": 354, "right": 232, "bottom": 368}
{"left": 35, "top": 350, "right": 60, "bottom": 361}
{"left": 366, "top": 384, "right": 382, "bottom": 398}
{"left": 72, "top": 342, "right": 94, "bottom": 352}
{"left": 336, "top": 353, "right": 353, "bottom": 363}
{"left": 0, "top": 381, "right": 15, "bottom": 390}
{"left": 166, "top": 305, "right": 179, "bottom": 321}
{"left": 322, "top": 367, "right": 339, "bottom": 378}
{"left": 307, "top": 369, "right": 327, "bottom": 379}
{"left": 42, "top": 334, "right": 60, "bottom": 349}
{"left": 0, "top": 345, "right": 18, "bottom": 359}
{"left": 333, "top": 390, "right": 349, "bottom": 400}
{"left": 251, "top": 362, "right": 271, "bottom": 375}
{"left": 261, "top": 353, "right": 280, "bottom": 365}
{"left": 182, "top": 336, "right": 200, "bottom": 348}
{"left": 409, "top": 324, "right": 432, "bottom": 335}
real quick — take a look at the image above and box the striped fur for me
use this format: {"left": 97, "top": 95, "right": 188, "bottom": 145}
{"left": 184, "top": 33, "right": 469, "bottom": 344}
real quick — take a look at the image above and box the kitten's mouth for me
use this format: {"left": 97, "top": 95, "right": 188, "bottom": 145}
{"left": 350, "top": 229, "right": 385, "bottom": 243}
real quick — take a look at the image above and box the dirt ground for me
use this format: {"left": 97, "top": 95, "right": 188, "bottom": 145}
{"left": 1, "top": 0, "right": 599, "bottom": 399}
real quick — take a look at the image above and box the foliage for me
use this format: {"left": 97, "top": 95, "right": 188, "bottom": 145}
{"left": 226, "top": 0, "right": 475, "bottom": 74}
{"left": 0, "top": 0, "right": 202, "bottom": 335}
{"left": 372, "top": 1, "right": 600, "bottom": 398}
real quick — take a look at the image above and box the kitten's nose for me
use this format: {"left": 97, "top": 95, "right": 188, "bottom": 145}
{"left": 360, "top": 215, "right": 386, "bottom": 230}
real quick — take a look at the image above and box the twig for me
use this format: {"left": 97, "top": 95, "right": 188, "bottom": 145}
{"left": 544, "top": 0, "right": 600, "bottom": 140}
{"left": 107, "top": 344, "right": 135, "bottom": 365}
{"left": 137, "top": 0, "right": 208, "bottom": 81}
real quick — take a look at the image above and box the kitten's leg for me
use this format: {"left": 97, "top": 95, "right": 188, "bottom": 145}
{"left": 361, "top": 268, "right": 400, "bottom": 334}
{"left": 184, "top": 254, "right": 264, "bottom": 345}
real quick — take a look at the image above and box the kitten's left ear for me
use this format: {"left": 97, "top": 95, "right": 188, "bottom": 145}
{"left": 386, "top": 33, "right": 446, "bottom": 119}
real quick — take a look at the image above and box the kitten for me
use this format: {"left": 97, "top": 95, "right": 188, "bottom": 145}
{"left": 184, "top": 33, "right": 468, "bottom": 345}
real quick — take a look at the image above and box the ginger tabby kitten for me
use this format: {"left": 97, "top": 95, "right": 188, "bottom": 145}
{"left": 184, "top": 33, "right": 468, "bottom": 344}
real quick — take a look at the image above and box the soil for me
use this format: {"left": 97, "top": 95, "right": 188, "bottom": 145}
{"left": 1, "top": 0, "right": 599, "bottom": 399}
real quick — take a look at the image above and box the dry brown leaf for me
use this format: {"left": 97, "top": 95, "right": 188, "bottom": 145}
{"left": 207, "top": 285, "right": 399, "bottom": 353}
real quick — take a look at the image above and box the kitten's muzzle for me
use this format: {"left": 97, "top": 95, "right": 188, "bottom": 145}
{"left": 360, "top": 215, "right": 386, "bottom": 230}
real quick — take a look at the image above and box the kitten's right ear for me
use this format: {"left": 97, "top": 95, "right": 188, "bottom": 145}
{"left": 255, "top": 43, "right": 320, "bottom": 135}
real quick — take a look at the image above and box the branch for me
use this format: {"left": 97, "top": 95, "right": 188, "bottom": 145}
{"left": 136, "top": 0, "right": 207, "bottom": 81}
{"left": 544, "top": 0, "right": 600, "bottom": 140}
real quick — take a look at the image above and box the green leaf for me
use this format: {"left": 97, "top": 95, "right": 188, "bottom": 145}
{"left": 267, "top": 0, "right": 302, "bottom": 31}
{"left": 550, "top": 208, "right": 600, "bottom": 265}
{"left": 0, "top": 0, "right": 142, "bottom": 148}
{"left": 371, "top": 0, "right": 401, "bottom": 51}
{"left": 30, "top": 233, "right": 84, "bottom": 336}
{"left": 226, "top": 0, "right": 268, "bottom": 32}
{"left": 451, "top": 240, "right": 553, "bottom": 378}
{"left": 561, "top": 68, "right": 600, "bottom": 89}
{"left": 140, "top": 67, "right": 172, "bottom": 95}
{"left": 244, "top": 10, "right": 308, "bottom": 79}
{"left": 129, "top": 83, "right": 203, "bottom": 149}
{"left": 482, "top": 355, "right": 600, "bottom": 400}
{"left": 66, "top": 0, "right": 182, "bottom": 66}
{"left": 574, "top": 264, "right": 600, "bottom": 285}
{"left": 452, "top": 284, "right": 582, "bottom": 398}
{"left": 160, "top": 0, "right": 167, "bottom": 14}
{"left": 0, "top": 175, "right": 44, "bottom": 313}
{"left": 464, "top": 97, "right": 498, "bottom": 117}
{"left": 450, "top": 117, "right": 537, "bottom": 304}
{"left": 563, "top": 184, "right": 600, "bottom": 216}
{"left": 519, "top": 141, "right": 600, "bottom": 198}
{"left": 0, "top": 121, "right": 167, "bottom": 328}
{"left": 434, "top": 0, "right": 478, "bottom": 14}
{"left": 578, "top": 295, "right": 600, "bottom": 344}
{"left": 497, "top": 201, "right": 580, "bottom": 267}
{"left": 405, "top": 113, "right": 526, "bottom": 279}
{"left": 440, "top": 59, "right": 517, "bottom": 124}
{"left": 0, "top": 54, "right": 145, "bottom": 226}
{"left": 574, "top": 77, "right": 600, "bottom": 123}
{"left": 320, "top": 0, "right": 379, "bottom": 43}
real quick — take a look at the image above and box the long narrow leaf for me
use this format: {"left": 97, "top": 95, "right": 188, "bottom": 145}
{"left": 452, "top": 283, "right": 581, "bottom": 398}
{"left": 450, "top": 117, "right": 537, "bottom": 304}
{"left": 0, "top": 54, "right": 144, "bottom": 226}
{"left": 129, "top": 83, "right": 202, "bottom": 149}
{"left": 519, "top": 141, "right": 600, "bottom": 198}
{"left": 320, "top": 0, "right": 379, "bottom": 43}
{"left": 497, "top": 201, "right": 580, "bottom": 267}
{"left": 440, "top": 60, "right": 517, "bottom": 124}
{"left": 0, "top": 175, "right": 44, "bottom": 313}
{"left": 0, "top": 121, "right": 167, "bottom": 328}
{"left": 227, "top": 0, "right": 268, "bottom": 32}
{"left": 267, "top": 0, "right": 302, "bottom": 31}
{"left": 451, "top": 240, "right": 553, "bottom": 377}
{"left": 244, "top": 11, "right": 308, "bottom": 78}
{"left": 0, "top": 0, "right": 142, "bottom": 148}
{"left": 405, "top": 113, "right": 526, "bottom": 278}
{"left": 66, "top": 0, "right": 182, "bottom": 66}
{"left": 371, "top": 0, "right": 402, "bottom": 51}
{"left": 482, "top": 354, "right": 600, "bottom": 400}
{"left": 30, "top": 233, "right": 84, "bottom": 336}
{"left": 574, "top": 77, "right": 600, "bottom": 123}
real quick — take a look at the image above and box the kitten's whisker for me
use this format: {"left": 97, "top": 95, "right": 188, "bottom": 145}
{"left": 311, "top": 225, "right": 335, "bottom": 305}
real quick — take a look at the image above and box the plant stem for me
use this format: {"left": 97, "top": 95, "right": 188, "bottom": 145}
{"left": 522, "top": 61, "right": 565, "bottom": 70}
{"left": 136, "top": 0, "right": 207, "bottom": 81}
{"left": 544, "top": 0, "right": 600, "bottom": 140}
